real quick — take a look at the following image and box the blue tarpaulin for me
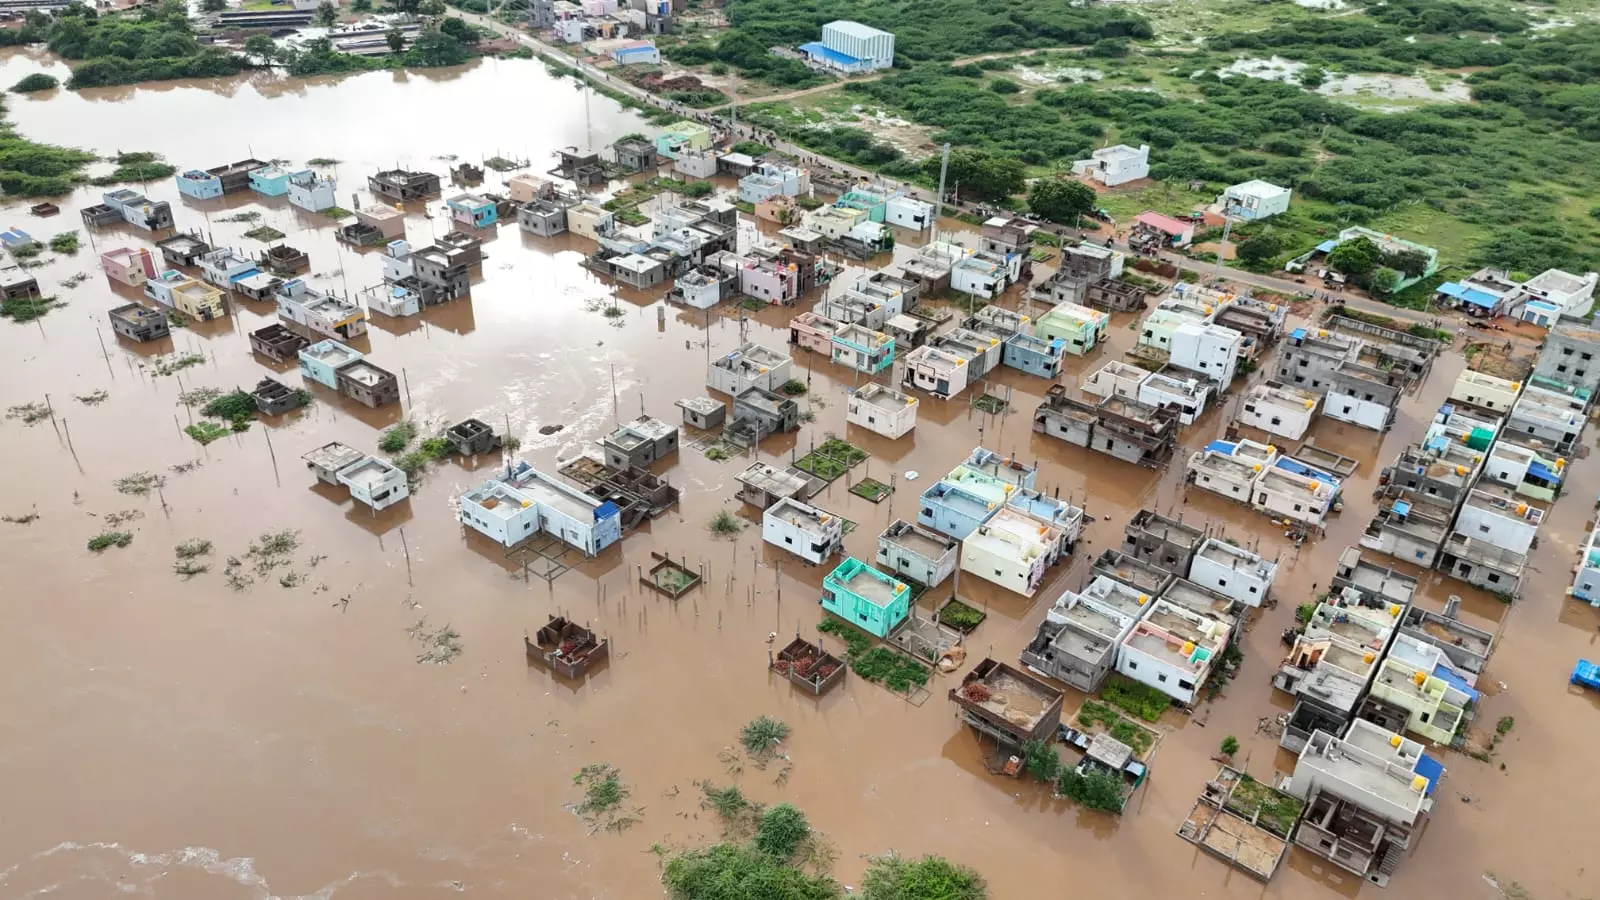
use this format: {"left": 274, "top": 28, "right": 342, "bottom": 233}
{"left": 1393, "top": 500, "right": 1411, "bottom": 516}
{"left": 1528, "top": 460, "right": 1560, "bottom": 483}
{"left": 1290, "top": 327, "right": 1307, "bottom": 341}
{"left": 1275, "top": 456, "right": 1339, "bottom": 486}
{"left": 1204, "top": 439, "right": 1236, "bottom": 455}
{"left": 798, "top": 42, "right": 864, "bottom": 67}
{"left": 1414, "top": 753, "right": 1445, "bottom": 797}
{"left": 1432, "top": 662, "right": 1481, "bottom": 704}
{"left": 1315, "top": 240, "right": 1338, "bottom": 253}
{"left": 1436, "top": 281, "right": 1501, "bottom": 309}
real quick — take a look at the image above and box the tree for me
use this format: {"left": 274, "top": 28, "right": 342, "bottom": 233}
{"left": 1026, "top": 177, "right": 1095, "bottom": 225}
{"left": 1384, "top": 248, "right": 1431, "bottom": 278}
{"left": 414, "top": 0, "right": 442, "bottom": 14}
{"left": 861, "top": 854, "right": 987, "bottom": 900}
{"left": 385, "top": 26, "right": 405, "bottom": 53}
{"left": 664, "top": 842, "right": 839, "bottom": 900}
{"left": 243, "top": 34, "right": 277, "bottom": 64}
{"left": 408, "top": 28, "right": 468, "bottom": 66}
{"left": 1057, "top": 768, "right": 1126, "bottom": 812}
{"left": 314, "top": 1, "right": 337, "bottom": 27}
{"left": 1220, "top": 735, "right": 1240, "bottom": 757}
{"left": 352, "top": 0, "right": 372, "bottom": 10}
{"left": 931, "top": 149, "right": 1025, "bottom": 204}
{"left": 199, "top": 0, "right": 226, "bottom": 11}
{"left": 1371, "top": 266, "right": 1401, "bottom": 296}
{"left": 439, "top": 16, "right": 478, "bottom": 43}
{"left": 1020, "top": 739, "right": 1061, "bottom": 782}
{"left": 1236, "top": 232, "right": 1283, "bottom": 268}
{"left": 1326, "top": 236, "right": 1380, "bottom": 278}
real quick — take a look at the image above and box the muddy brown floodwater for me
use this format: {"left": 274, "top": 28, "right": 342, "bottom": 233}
{"left": 0, "top": 50, "right": 1597, "bottom": 900}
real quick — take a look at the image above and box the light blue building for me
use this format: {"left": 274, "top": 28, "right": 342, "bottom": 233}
{"left": 447, "top": 193, "right": 498, "bottom": 228}
{"left": 1002, "top": 332, "right": 1067, "bottom": 379}
{"left": 821, "top": 557, "right": 911, "bottom": 638}
{"left": 918, "top": 467, "right": 1014, "bottom": 539}
{"left": 297, "top": 339, "right": 363, "bottom": 389}
{"left": 287, "top": 170, "right": 337, "bottom": 212}
{"left": 175, "top": 170, "right": 224, "bottom": 200}
{"left": 837, "top": 187, "right": 889, "bottom": 223}
{"left": 250, "top": 165, "right": 292, "bottom": 197}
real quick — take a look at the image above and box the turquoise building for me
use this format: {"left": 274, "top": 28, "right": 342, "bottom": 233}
{"left": 822, "top": 557, "right": 911, "bottom": 638}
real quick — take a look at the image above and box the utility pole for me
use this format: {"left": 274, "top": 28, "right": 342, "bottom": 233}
{"left": 1213, "top": 203, "right": 1236, "bottom": 286}
{"left": 933, "top": 143, "right": 951, "bottom": 244}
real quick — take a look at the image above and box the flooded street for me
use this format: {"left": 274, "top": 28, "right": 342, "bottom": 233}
{"left": 1, "top": 54, "right": 1597, "bottom": 900}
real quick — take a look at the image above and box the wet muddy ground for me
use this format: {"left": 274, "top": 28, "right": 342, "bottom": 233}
{"left": 1, "top": 54, "right": 1597, "bottom": 900}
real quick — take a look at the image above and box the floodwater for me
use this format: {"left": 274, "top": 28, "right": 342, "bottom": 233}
{"left": 1, "top": 51, "right": 1597, "bottom": 900}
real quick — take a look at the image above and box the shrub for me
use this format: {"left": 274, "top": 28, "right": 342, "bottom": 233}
{"left": 10, "top": 73, "right": 58, "bottom": 93}
{"left": 754, "top": 803, "right": 810, "bottom": 859}
{"left": 664, "top": 842, "right": 839, "bottom": 900}
{"left": 861, "top": 853, "right": 986, "bottom": 900}
{"left": 1021, "top": 739, "right": 1060, "bottom": 782}
{"left": 1100, "top": 676, "right": 1171, "bottom": 722}
{"left": 87, "top": 531, "right": 133, "bottom": 551}
{"left": 378, "top": 420, "right": 418, "bottom": 453}
{"left": 1221, "top": 735, "right": 1240, "bottom": 756}
{"left": 1057, "top": 767, "right": 1125, "bottom": 811}
{"left": 709, "top": 509, "right": 744, "bottom": 536}
{"left": 739, "top": 716, "right": 790, "bottom": 757}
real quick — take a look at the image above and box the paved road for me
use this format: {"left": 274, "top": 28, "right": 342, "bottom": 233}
{"left": 462, "top": 12, "right": 1453, "bottom": 331}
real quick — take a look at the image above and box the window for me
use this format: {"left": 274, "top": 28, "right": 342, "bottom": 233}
{"left": 1297, "top": 358, "right": 1309, "bottom": 367}
{"left": 1270, "top": 416, "right": 1281, "bottom": 426}
{"left": 1583, "top": 352, "right": 1593, "bottom": 361}
{"left": 1342, "top": 406, "right": 1352, "bottom": 414}
{"left": 1420, "top": 712, "right": 1430, "bottom": 723}
{"left": 1364, "top": 393, "right": 1375, "bottom": 402}
{"left": 1127, "top": 659, "right": 1138, "bottom": 669}
{"left": 1178, "top": 679, "right": 1194, "bottom": 691}
{"left": 1293, "top": 503, "right": 1303, "bottom": 512}
{"left": 1487, "top": 572, "right": 1502, "bottom": 584}
{"left": 784, "top": 536, "right": 793, "bottom": 545}
{"left": 1248, "top": 585, "right": 1258, "bottom": 594}
{"left": 1479, "top": 523, "right": 1491, "bottom": 534}
{"left": 1558, "top": 364, "right": 1569, "bottom": 373}
{"left": 1312, "top": 380, "right": 1322, "bottom": 388}
{"left": 1217, "top": 578, "right": 1227, "bottom": 587}
{"left": 1563, "top": 347, "right": 1574, "bottom": 356}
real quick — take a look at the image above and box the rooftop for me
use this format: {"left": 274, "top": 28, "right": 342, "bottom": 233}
{"left": 338, "top": 360, "right": 392, "bottom": 387}
{"left": 828, "top": 559, "right": 907, "bottom": 608}
{"left": 302, "top": 441, "right": 364, "bottom": 472}
{"left": 1296, "top": 721, "right": 1430, "bottom": 821}
{"left": 301, "top": 340, "right": 361, "bottom": 367}
{"left": 338, "top": 456, "right": 402, "bottom": 491}
{"left": 767, "top": 497, "right": 837, "bottom": 533}
{"left": 1129, "top": 509, "right": 1204, "bottom": 551}
{"left": 853, "top": 383, "right": 916, "bottom": 412}
{"left": 967, "top": 507, "right": 1059, "bottom": 561}
{"left": 737, "top": 462, "right": 809, "bottom": 498}
{"left": 881, "top": 520, "right": 956, "bottom": 560}
{"left": 1196, "top": 538, "right": 1277, "bottom": 581}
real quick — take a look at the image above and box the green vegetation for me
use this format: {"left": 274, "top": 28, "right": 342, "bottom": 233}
{"left": 1020, "top": 739, "right": 1061, "bottom": 782}
{"left": 1074, "top": 698, "right": 1154, "bottom": 758}
{"left": 113, "top": 471, "right": 165, "bottom": 495}
{"left": 1295, "top": 602, "right": 1317, "bottom": 625}
{"left": 1220, "top": 735, "right": 1239, "bottom": 757}
{"left": 184, "top": 421, "right": 231, "bottom": 445}
{"left": 817, "top": 616, "right": 930, "bottom": 694}
{"left": 574, "top": 763, "right": 627, "bottom": 817}
{"left": 201, "top": 389, "right": 256, "bottom": 432}
{"left": 87, "top": 531, "right": 133, "bottom": 551}
{"left": 754, "top": 804, "right": 811, "bottom": 859}
{"left": 1225, "top": 774, "right": 1303, "bottom": 837}
{"left": 1100, "top": 675, "right": 1170, "bottom": 723}
{"left": 42, "top": 4, "right": 247, "bottom": 89}
{"left": 1056, "top": 767, "right": 1126, "bottom": 812}
{"left": 860, "top": 854, "right": 987, "bottom": 900}
{"left": 378, "top": 420, "right": 419, "bottom": 453}
{"left": 89, "top": 151, "right": 175, "bottom": 186}
{"left": 936, "top": 598, "right": 984, "bottom": 633}
{"left": 740, "top": 716, "right": 791, "bottom": 758}
{"left": 715, "top": 0, "right": 1600, "bottom": 272}
{"left": 848, "top": 477, "right": 892, "bottom": 502}
{"left": 780, "top": 378, "right": 808, "bottom": 395}
{"left": 709, "top": 508, "right": 745, "bottom": 536}
{"left": 48, "top": 230, "right": 78, "bottom": 254}
{"left": 243, "top": 225, "right": 286, "bottom": 242}
{"left": 10, "top": 73, "right": 57, "bottom": 93}
{"left": 731, "top": 141, "right": 771, "bottom": 157}
{"left": 663, "top": 841, "right": 838, "bottom": 900}
{"left": 0, "top": 295, "right": 59, "bottom": 322}
{"left": 1496, "top": 716, "right": 1515, "bottom": 736}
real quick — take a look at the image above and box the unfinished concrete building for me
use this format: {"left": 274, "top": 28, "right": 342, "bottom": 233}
{"left": 446, "top": 418, "right": 502, "bottom": 456}
{"left": 1398, "top": 598, "right": 1495, "bottom": 683}
{"left": 707, "top": 342, "right": 793, "bottom": 396}
{"left": 251, "top": 377, "right": 301, "bottom": 416}
{"left": 1021, "top": 574, "right": 1148, "bottom": 692}
{"left": 1362, "top": 488, "right": 1453, "bottom": 567}
{"left": 725, "top": 387, "right": 799, "bottom": 447}
{"left": 1533, "top": 321, "right": 1600, "bottom": 395}
{"left": 249, "top": 323, "right": 308, "bottom": 363}
{"left": 735, "top": 462, "right": 816, "bottom": 510}
{"left": 599, "top": 415, "right": 678, "bottom": 470}
{"left": 335, "top": 360, "right": 401, "bottom": 409}
{"left": 368, "top": 168, "right": 441, "bottom": 202}
{"left": 1275, "top": 600, "right": 1400, "bottom": 753}
{"left": 950, "top": 659, "right": 1066, "bottom": 749}
{"left": 1093, "top": 548, "right": 1177, "bottom": 599}
{"left": 1330, "top": 547, "right": 1418, "bottom": 609}
{"left": 1033, "top": 386, "right": 1179, "bottom": 468}
{"left": 303, "top": 441, "right": 366, "bottom": 486}
{"left": 1123, "top": 510, "right": 1205, "bottom": 576}
{"left": 108, "top": 303, "right": 169, "bottom": 342}
{"left": 156, "top": 232, "right": 210, "bottom": 268}
{"left": 675, "top": 396, "right": 726, "bottom": 431}
{"left": 1283, "top": 719, "right": 1438, "bottom": 887}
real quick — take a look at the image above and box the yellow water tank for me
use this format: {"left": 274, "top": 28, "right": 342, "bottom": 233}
{"left": 521, "top": 500, "right": 532, "bottom": 508}
{"left": 1512, "top": 381, "right": 1522, "bottom": 390}
{"left": 1413, "top": 670, "right": 1427, "bottom": 686}
{"left": 895, "top": 583, "right": 906, "bottom": 593}
{"left": 1389, "top": 734, "right": 1402, "bottom": 748}
{"left": 1411, "top": 774, "right": 1428, "bottom": 793}
{"left": 1182, "top": 641, "right": 1196, "bottom": 656}
{"left": 1138, "top": 594, "right": 1149, "bottom": 605}
{"left": 1388, "top": 604, "right": 1401, "bottom": 618}
{"left": 1305, "top": 399, "right": 1316, "bottom": 409}
{"left": 1516, "top": 503, "right": 1529, "bottom": 515}
{"left": 1003, "top": 484, "right": 1014, "bottom": 493}
{"left": 1455, "top": 466, "right": 1466, "bottom": 476}
{"left": 1267, "top": 445, "right": 1277, "bottom": 454}
{"left": 1364, "top": 652, "right": 1376, "bottom": 664}
{"left": 1253, "top": 464, "right": 1263, "bottom": 472}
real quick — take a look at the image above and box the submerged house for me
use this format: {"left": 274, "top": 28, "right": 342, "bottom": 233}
{"left": 707, "top": 342, "right": 793, "bottom": 396}
{"left": 846, "top": 383, "right": 918, "bottom": 439}
{"left": 276, "top": 279, "right": 368, "bottom": 340}
{"left": 876, "top": 519, "right": 958, "bottom": 588}
{"left": 457, "top": 462, "right": 622, "bottom": 555}
{"left": 961, "top": 506, "right": 1063, "bottom": 597}
{"left": 821, "top": 557, "right": 912, "bottom": 639}
{"left": 599, "top": 415, "right": 679, "bottom": 470}
{"left": 1116, "top": 596, "right": 1233, "bottom": 706}
{"left": 336, "top": 455, "right": 410, "bottom": 511}
{"left": 108, "top": 303, "right": 169, "bottom": 342}
{"left": 145, "top": 270, "right": 226, "bottom": 320}
{"left": 763, "top": 497, "right": 845, "bottom": 565}
{"left": 368, "top": 168, "right": 441, "bottom": 202}
{"left": 1021, "top": 574, "right": 1148, "bottom": 692}
{"left": 101, "top": 189, "right": 175, "bottom": 231}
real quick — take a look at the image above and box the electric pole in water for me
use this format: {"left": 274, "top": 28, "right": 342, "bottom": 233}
{"left": 933, "top": 143, "right": 951, "bottom": 244}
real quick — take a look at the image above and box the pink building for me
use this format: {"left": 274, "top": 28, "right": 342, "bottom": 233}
{"left": 789, "top": 311, "right": 843, "bottom": 354}
{"left": 101, "top": 246, "right": 156, "bottom": 288}
{"left": 738, "top": 257, "right": 802, "bottom": 305}
{"left": 755, "top": 195, "right": 798, "bottom": 225}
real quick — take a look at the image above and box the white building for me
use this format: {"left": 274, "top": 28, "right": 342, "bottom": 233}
{"left": 198, "top": 247, "right": 258, "bottom": 290}
{"left": 807, "top": 20, "right": 895, "bottom": 72}
{"left": 1117, "top": 597, "right": 1231, "bottom": 706}
{"left": 901, "top": 345, "right": 970, "bottom": 399}
{"left": 1573, "top": 524, "right": 1600, "bottom": 605}
{"left": 1188, "top": 446, "right": 1264, "bottom": 506}
{"left": 1518, "top": 268, "right": 1598, "bottom": 321}
{"left": 1070, "top": 144, "right": 1150, "bottom": 188}
{"left": 276, "top": 279, "right": 368, "bottom": 340}
{"left": 877, "top": 520, "right": 958, "bottom": 587}
{"left": 1220, "top": 180, "right": 1291, "bottom": 221}
{"left": 1325, "top": 367, "right": 1399, "bottom": 432}
{"left": 1450, "top": 370, "right": 1522, "bottom": 414}
{"left": 884, "top": 195, "right": 934, "bottom": 231}
{"left": 950, "top": 253, "right": 1007, "bottom": 299}
{"left": 762, "top": 497, "right": 844, "bottom": 565}
{"left": 847, "top": 383, "right": 918, "bottom": 439}
{"left": 707, "top": 342, "right": 793, "bottom": 396}
{"left": 1170, "top": 321, "right": 1242, "bottom": 387}
{"left": 1239, "top": 381, "right": 1319, "bottom": 441}
{"left": 457, "top": 466, "right": 622, "bottom": 555}
{"left": 287, "top": 170, "right": 337, "bottom": 212}
{"left": 336, "top": 456, "right": 410, "bottom": 511}
{"left": 1254, "top": 466, "right": 1336, "bottom": 527}
{"left": 1138, "top": 370, "right": 1209, "bottom": 425}
{"left": 1451, "top": 482, "right": 1545, "bottom": 557}
{"left": 960, "top": 507, "right": 1061, "bottom": 597}
{"left": 1082, "top": 360, "right": 1150, "bottom": 402}
{"left": 566, "top": 202, "right": 614, "bottom": 241}
{"left": 1188, "top": 537, "right": 1278, "bottom": 608}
